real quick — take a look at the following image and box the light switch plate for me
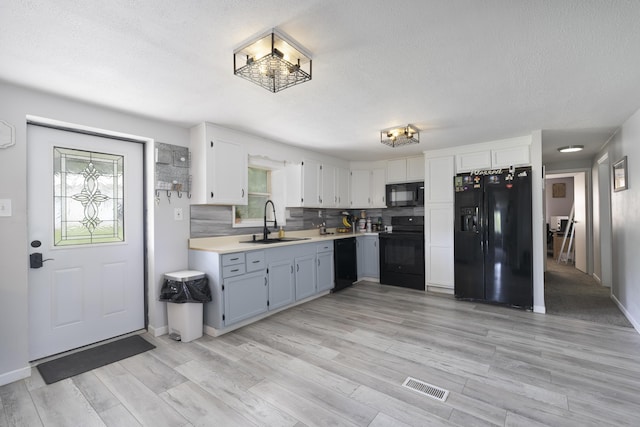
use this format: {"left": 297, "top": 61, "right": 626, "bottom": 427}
{"left": 0, "top": 199, "right": 12, "bottom": 217}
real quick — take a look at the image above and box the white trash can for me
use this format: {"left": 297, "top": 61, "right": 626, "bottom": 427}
{"left": 164, "top": 270, "right": 206, "bottom": 342}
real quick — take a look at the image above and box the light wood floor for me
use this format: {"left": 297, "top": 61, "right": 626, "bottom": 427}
{"left": 2, "top": 282, "right": 640, "bottom": 426}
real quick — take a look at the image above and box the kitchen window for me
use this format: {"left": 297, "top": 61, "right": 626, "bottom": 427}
{"left": 233, "top": 167, "right": 271, "bottom": 227}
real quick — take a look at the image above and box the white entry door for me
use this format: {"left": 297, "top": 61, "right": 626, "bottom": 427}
{"left": 28, "top": 125, "right": 144, "bottom": 360}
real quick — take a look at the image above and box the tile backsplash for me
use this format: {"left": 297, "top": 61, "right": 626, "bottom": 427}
{"left": 190, "top": 205, "right": 424, "bottom": 238}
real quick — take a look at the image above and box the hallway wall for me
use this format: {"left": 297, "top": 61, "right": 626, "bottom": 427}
{"left": 595, "top": 106, "right": 640, "bottom": 332}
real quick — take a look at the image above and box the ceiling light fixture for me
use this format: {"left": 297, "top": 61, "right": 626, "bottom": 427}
{"left": 381, "top": 125, "right": 420, "bottom": 147}
{"left": 233, "top": 28, "right": 312, "bottom": 93}
{"left": 557, "top": 145, "right": 584, "bottom": 153}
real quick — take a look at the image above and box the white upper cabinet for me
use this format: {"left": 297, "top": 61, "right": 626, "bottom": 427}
{"left": 287, "top": 160, "right": 346, "bottom": 208}
{"left": 386, "top": 158, "right": 407, "bottom": 183}
{"left": 386, "top": 155, "right": 425, "bottom": 183}
{"left": 350, "top": 168, "right": 386, "bottom": 208}
{"left": 371, "top": 168, "right": 386, "bottom": 207}
{"left": 335, "top": 167, "right": 350, "bottom": 208}
{"left": 350, "top": 169, "right": 372, "bottom": 208}
{"left": 321, "top": 163, "right": 336, "bottom": 208}
{"left": 455, "top": 142, "right": 531, "bottom": 173}
{"left": 190, "top": 123, "right": 248, "bottom": 205}
{"left": 302, "top": 159, "right": 321, "bottom": 207}
{"left": 455, "top": 151, "right": 491, "bottom": 173}
{"left": 406, "top": 155, "right": 425, "bottom": 181}
{"left": 491, "top": 144, "right": 530, "bottom": 168}
{"left": 286, "top": 160, "right": 320, "bottom": 208}
{"left": 426, "top": 155, "right": 454, "bottom": 203}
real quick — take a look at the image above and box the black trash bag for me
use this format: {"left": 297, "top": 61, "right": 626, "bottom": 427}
{"left": 159, "top": 277, "right": 212, "bottom": 303}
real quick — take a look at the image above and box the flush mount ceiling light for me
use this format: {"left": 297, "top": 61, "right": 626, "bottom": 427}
{"left": 381, "top": 125, "right": 420, "bottom": 147}
{"left": 558, "top": 145, "right": 584, "bottom": 153}
{"left": 233, "top": 28, "right": 312, "bottom": 93}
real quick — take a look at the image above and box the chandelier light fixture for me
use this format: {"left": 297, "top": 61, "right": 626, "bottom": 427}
{"left": 381, "top": 125, "right": 420, "bottom": 147}
{"left": 233, "top": 28, "right": 312, "bottom": 93}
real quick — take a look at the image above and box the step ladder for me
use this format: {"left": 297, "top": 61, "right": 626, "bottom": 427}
{"left": 557, "top": 204, "right": 575, "bottom": 264}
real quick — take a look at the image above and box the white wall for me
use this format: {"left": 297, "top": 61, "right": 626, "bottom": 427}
{"left": 0, "top": 82, "right": 189, "bottom": 385}
{"left": 598, "top": 107, "right": 640, "bottom": 331}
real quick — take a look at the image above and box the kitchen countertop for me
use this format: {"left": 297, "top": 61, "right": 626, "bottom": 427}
{"left": 189, "top": 229, "right": 379, "bottom": 253}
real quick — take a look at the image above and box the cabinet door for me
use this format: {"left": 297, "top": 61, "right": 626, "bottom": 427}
{"left": 455, "top": 151, "right": 491, "bottom": 173}
{"left": 295, "top": 254, "right": 316, "bottom": 300}
{"left": 208, "top": 138, "right": 248, "bottom": 205}
{"left": 223, "top": 271, "right": 267, "bottom": 325}
{"left": 302, "top": 159, "right": 321, "bottom": 207}
{"left": 406, "top": 156, "right": 425, "bottom": 181}
{"left": 363, "top": 236, "right": 380, "bottom": 278}
{"left": 386, "top": 159, "right": 407, "bottom": 183}
{"left": 336, "top": 167, "right": 350, "bottom": 208}
{"left": 426, "top": 156, "right": 454, "bottom": 203}
{"left": 316, "top": 251, "right": 334, "bottom": 292}
{"left": 268, "top": 259, "right": 295, "bottom": 310}
{"left": 491, "top": 145, "right": 530, "bottom": 168}
{"left": 370, "top": 168, "right": 387, "bottom": 207}
{"left": 321, "top": 164, "right": 336, "bottom": 208}
{"left": 350, "top": 170, "right": 371, "bottom": 208}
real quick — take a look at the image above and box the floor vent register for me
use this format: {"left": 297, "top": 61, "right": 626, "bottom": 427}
{"left": 402, "top": 377, "right": 449, "bottom": 402}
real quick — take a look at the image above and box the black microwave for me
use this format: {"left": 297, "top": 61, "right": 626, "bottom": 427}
{"left": 386, "top": 182, "right": 424, "bottom": 207}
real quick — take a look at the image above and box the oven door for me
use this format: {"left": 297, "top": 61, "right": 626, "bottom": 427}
{"left": 379, "top": 232, "right": 425, "bottom": 290}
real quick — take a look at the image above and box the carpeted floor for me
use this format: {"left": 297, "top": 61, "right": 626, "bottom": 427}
{"left": 545, "top": 258, "right": 632, "bottom": 328}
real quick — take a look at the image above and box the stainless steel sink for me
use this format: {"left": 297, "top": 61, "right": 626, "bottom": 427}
{"left": 239, "top": 237, "right": 311, "bottom": 244}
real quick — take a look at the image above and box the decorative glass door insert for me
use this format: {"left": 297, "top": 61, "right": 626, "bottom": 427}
{"left": 54, "top": 146, "right": 124, "bottom": 246}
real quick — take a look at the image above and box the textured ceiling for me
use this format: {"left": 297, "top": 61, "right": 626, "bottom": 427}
{"left": 2, "top": 0, "right": 640, "bottom": 163}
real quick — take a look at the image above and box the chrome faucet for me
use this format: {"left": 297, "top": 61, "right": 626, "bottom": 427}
{"left": 263, "top": 199, "right": 278, "bottom": 240}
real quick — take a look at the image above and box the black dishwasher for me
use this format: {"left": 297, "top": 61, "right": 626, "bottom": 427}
{"left": 334, "top": 237, "right": 357, "bottom": 292}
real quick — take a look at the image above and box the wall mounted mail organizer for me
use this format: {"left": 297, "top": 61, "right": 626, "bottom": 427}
{"left": 155, "top": 142, "right": 191, "bottom": 202}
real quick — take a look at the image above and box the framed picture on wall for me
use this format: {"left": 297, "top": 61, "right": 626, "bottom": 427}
{"left": 552, "top": 183, "right": 566, "bottom": 198}
{"left": 613, "top": 156, "right": 628, "bottom": 192}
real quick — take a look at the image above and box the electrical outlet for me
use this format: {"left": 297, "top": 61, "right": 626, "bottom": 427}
{"left": 318, "top": 210, "right": 322, "bottom": 218}
{"left": 174, "top": 207, "right": 183, "bottom": 221}
{"left": 0, "top": 199, "right": 11, "bottom": 217}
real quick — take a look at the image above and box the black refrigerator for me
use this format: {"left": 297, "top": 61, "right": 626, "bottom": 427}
{"left": 453, "top": 167, "right": 533, "bottom": 308}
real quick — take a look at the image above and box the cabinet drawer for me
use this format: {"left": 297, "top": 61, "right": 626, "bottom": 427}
{"left": 222, "top": 253, "right": 245, "bottom": 266}
{"left": 316, "top": 242, "right": 334, "bottom": 253}
{"left": 223, "top": 263, "right": 246, "bottom": 278}
{"left": 246, "top": 251, "right": 266, "bottom": 272}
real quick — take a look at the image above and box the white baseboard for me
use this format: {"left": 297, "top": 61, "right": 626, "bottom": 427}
{"left": 148, "top": 324, "right": 168, "bottom": 337}
{"left": 592, "top": 273, "right": 602, "bottom": 285}
{"left": 534, "top": 305, "right": 546, "bottom": 314}
{"left": 611, "top": 294, "right": 640, "bottom": 334}
{"left": 0, "top": 366, "right": 31, "bottom": 387}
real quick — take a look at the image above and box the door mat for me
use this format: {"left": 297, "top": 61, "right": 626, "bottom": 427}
{"left": 37, "top": 335, "right": 155, "bottom": 384}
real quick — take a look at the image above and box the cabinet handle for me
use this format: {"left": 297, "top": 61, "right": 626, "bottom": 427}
{"left": 291, "top": 265, "right": 293, "bottom": 274}
{"left": 252, "top": 260, "right": 260, "bottom": 263}
{"left": 211, "top": 192, "right": 214, "bottom": 199}
{"left": 318, "top": 259, "right": 320, "bottom": 266}
{"left": 296, "top": 264, "right": 299, "bottom": 272}
{"left": 230, "top": 257, "right": 239, "bottom": 261}
{"left": 242, "top": 189, "right": 245, "bottom": 197}
{"left": 264, "top": 277, "right": 267, "bottom": 286}
{"left": 231, "top": 268, "right": 239, "bottom": 272}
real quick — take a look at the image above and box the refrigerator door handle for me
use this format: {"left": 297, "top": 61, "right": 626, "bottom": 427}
{"left": 474, "top": 207, "right": 480, "bottom": 233}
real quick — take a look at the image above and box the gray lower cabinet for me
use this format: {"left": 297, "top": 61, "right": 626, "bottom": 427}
{"left": 316, "top": 242, "right": 334, "bottom": 292}
{"left": 267, "top": 258, "right": 295, "bottom": 310}
{"left": 223, "top": 270, "right": 268, "bottom": 325}
{"left": 357, "top": 235, "right": 380, "bottom": 279}
{"left": 295, "top": 254, "right": 316, "bottom": 300}
{"left": 189, "top": 240, "right": 335, "bottom": 334}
